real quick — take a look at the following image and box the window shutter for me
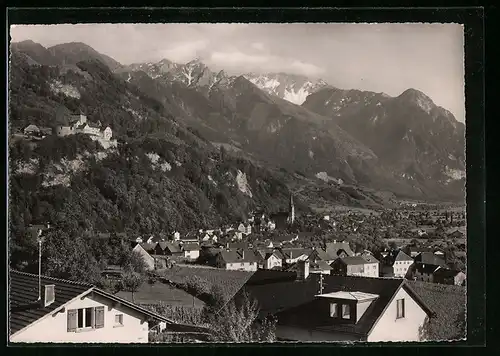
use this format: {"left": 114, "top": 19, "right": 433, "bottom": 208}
{"left": 95, "top": 306, "right": 105, "bottom": 329}
{"left": 67, "top": 309, "right": 77, "bottom": 332}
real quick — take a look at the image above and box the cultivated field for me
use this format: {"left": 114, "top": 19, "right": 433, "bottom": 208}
{"left": 160, "top": 266, "right": 255, "bottom": 300}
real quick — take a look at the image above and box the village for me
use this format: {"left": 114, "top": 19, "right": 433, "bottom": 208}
{"left": 10, "top": 192, "right": 467, "bottom": 343}
{"left": 105, "top": 195, "right": 467, "bottom": 285}
{"left": 8, "top": 21, "right": 469, "bottom": 345}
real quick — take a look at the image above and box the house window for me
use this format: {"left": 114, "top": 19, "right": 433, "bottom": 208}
{"left": 330, "top": 303, "right": 338, "bottom": 317}
{"left": 76, "top": 308, "right": 94, "bottom": 329}
{"left": 396, "top": 299, "right": 405, "bottom": 319}
{"left": 342, "top": 304, "right": 351, "bottom": 319}
{"left": 68, "top": 306, "right": 105, "bottom": 332}
{"left": 115, "top": 314, "right": 124, "bottom": 326}
{"left": 84, "top": 307, "right": 93, "bottom": 327}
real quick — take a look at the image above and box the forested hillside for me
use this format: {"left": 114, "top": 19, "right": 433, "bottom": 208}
{"left": 8, "top": 51, "right": 292, "bottom": 280}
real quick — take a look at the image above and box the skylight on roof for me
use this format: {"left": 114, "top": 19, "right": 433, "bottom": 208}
{"left": 315, "top": 291, "right": 379, "bottom": 302}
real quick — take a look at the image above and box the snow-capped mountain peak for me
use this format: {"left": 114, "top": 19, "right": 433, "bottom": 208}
{"left": 243, "top": 72, "right": 331, "bottom": 105}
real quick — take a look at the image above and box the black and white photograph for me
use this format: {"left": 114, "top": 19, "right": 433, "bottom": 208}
{"left": 8, "top": 22, "right": 466, "bottom": 343}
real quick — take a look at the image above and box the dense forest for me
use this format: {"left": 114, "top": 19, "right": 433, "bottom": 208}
{"left": 8, "top": 53, "right": 292, "bottom": 281}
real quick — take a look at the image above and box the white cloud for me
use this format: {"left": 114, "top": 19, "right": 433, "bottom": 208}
{"left": 290, "top": 60, "right": 325, "bottom": 76}
{"left": 251, "top": 42, "right": 265, "bottom": 51}
{"left": 208, "top": 50, "right": 325, "bottom": 78}
{"left": 159, "top": 40, "right": 209, "bottom": 63}
{"left": 210, "top": 51, "right": 268, "bottom": 65}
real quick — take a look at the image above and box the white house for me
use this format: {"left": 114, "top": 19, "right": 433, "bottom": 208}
{"left": 132, "top": 243, "right": 155, "bottom": 271}
{"left": 281, "top": 248, "right": 312, "bottom": 265}
{"left": 382, "top": 250, "right": 414, "bottom": 278}
{"left": 9, "top": 270, "right": 207, "bottom": 343}
{"left": 238, "top": 268, "right": 435, "bottom": 342}
{"left": 181, "top": 243, "right": 200, "bottom": 260}
{"left": 255, "top": 250, "right": 283, "bottom": 270}
{"left": 220, "top": 249, "right": 258, "bottom": 272}
{"left": 331, "top": 256, "right": 379, "bottom": 278}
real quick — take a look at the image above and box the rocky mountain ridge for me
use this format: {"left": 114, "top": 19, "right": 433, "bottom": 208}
{"left": 10, "top": 40, "right": 465, "bottom": 201}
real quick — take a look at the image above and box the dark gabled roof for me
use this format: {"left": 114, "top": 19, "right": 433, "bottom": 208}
{"left": 236, "top": 271, "right": 433, "bottom": 337}
{"left": 414, "top": 252, "right": 447, "bottom": 267}
{"left": 139, "top": 242, "right": 157, "bottom": 253}
{"left": 310, "top": 260, "right": 332, "bottom": 271}
{"left": 311, "top": 248, "right": 334, "bottom": 261}
{"left": 394, "top": 250, "right": 414, "bottom": 262}
{"left": 265, "top": 251, "right": 283, "bottom": 260}
{"left": 432, "top": 268, "right": 465, "bottom": 279}
{"left": 9, "top": 270, "right": 94, "bottom": 335}
{"left": 9, "top": 270, "right": 210, "bottom": 337}
{"left": 383, "top": 249, "right": 413, "bottom": 266}
{"left": 336, "top": 256, "right": 369, "bottom": 266}
{"left": 220, "top": 249, "right": 259, "bottom": 263}
{"left": 361, "top": 254, "right": 379, "bottom": 264}
{"left": 254, "top": 250, "right": 266, "bottom": 261}
{"left": 281, "top": 248, "right": 313, "bottom": 259}
{"left": 325, "top": 242, "right": 354, "bottom": 257}
{"left": 414, "top": 263, "right": 441, "bottom": 275}
{"left": 163, "top": 242, "right": 182, "bottom": 253}
{"left": 182, "top": 243, "right": 200, "bottom": 252}
{"left": 227, "top": 242, "right": 248, "bottom": 249}
{"left": 158, "top": 241, "right": 169, "bottom": 251}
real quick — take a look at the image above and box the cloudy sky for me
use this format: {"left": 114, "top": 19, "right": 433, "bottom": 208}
{"left": 10, "top": 23, "right": 465, "bottom": 121}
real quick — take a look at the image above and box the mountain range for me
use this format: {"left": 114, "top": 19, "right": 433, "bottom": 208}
{"left": 9, "top": 40, "right": 465, "bottom": 203}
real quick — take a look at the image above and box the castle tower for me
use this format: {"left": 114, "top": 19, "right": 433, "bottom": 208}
{"left": 289, "top": 193, "right": 295, "bottom": 225}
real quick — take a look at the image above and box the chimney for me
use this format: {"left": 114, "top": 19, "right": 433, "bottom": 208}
{"left": 43, "top": 284, "right": 55, "bottom": 307}
{"left": 297, "top": 260, "right": 310, "bottom": 280}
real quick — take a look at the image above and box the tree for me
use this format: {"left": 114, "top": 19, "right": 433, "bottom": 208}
{"left": 207, "top": 291, "right": 276, "bottom": 342}
{"left": 184, "top": 275, "right": 211, "bottom": 297}
{"left": 121, "top": 272, "right": 144, "bottom": 303}
{"left": 388, "top": 241, "right": 398, "bottom": 250}
{"left": 123, "top": 250, "right": 148, "bottom": 274}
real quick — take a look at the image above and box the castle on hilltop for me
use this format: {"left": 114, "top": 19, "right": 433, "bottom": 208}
{"left": 56, "top": 114, "right": 113, "bottom": 141}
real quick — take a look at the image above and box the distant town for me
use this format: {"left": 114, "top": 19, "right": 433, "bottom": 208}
{"left": 12, "top": 194, "right": 466, "bottom": 343}
{"left": 8, "top": 22, "right": 467, "bottom": 344}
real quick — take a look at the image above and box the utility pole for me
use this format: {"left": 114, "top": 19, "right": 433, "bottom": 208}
{"left": 319, "top": 273, "right": 325, "bottom": 294}
{"left": 37, "top": 236, "right": 43, "bottom": 302}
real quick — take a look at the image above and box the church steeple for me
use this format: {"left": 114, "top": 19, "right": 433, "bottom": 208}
{"left": 289, "top": 193, "right": 295, "bottom": 225}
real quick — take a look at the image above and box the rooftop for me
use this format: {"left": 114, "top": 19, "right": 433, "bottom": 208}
{"left": 338, "top": 256, "right": 370, "bottom": 265}
{"left": 235, "top": 271, "right": 434, "bottom": 336}
{"left": 315, "top": 291, "right": 379, "bottom": 302}
{"left": 9, "top": 270, "right": 94, "bottom": 335}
